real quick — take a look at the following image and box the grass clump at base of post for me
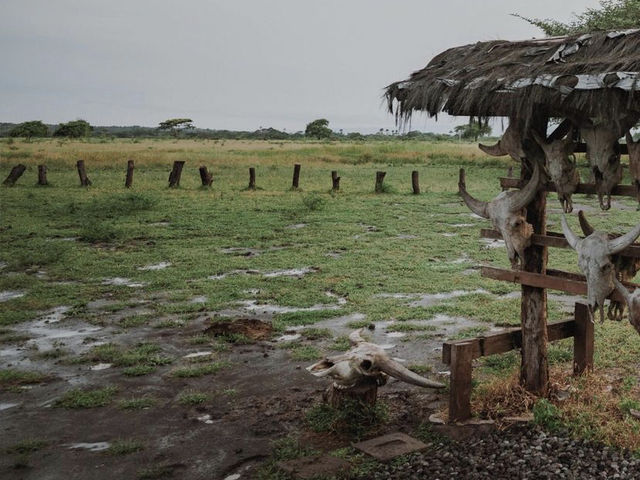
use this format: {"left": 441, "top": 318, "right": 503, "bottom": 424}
{"left": 306, "top": 400, "right": 389, "bottom": 440}
{"left": 55, "top": 386, "right": 118, "bottom": 409}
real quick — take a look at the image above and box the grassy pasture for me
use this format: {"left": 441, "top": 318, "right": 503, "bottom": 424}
{"left": 2, "top": 138, "right": 640, "bottom": 476}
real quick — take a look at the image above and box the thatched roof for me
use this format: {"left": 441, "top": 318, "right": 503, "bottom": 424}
{"left": 385, "top": 29, "right": 640, "bottom": 123}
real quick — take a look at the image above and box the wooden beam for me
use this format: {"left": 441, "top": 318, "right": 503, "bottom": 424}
{"left": 442, "top": 319, "right": 577, "bottom": 365}
{"left": 499, "top": 177, "right": 637, "bottom": 197}
{"left": 480, "top": 229, "right": 640, "bottom": 258}
{"left": 572, "top": 143, "right": 629, "bottom": 155}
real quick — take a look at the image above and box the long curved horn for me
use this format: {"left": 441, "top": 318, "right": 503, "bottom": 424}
{"left": 561, "top": 214, "right": 581, "bottom": 250}
{"left": 613, "top": 277, "right": 632, "bottom": 305}
{"left": 578, "top": 210, "right": 595, "bottom": 236}
{"left": 479, "top": 141, "right": 506, "bottom": 157}
{"left": 458, "top": 169, "right": 489, "bottom": 218}
{"left": 508, "top": 162, "right": 540, "bottom": 212}
{"left": 349, "top": 329, "right": 366, "bottom": 346}
{"left": 609, "top": 222, "right": 640, "bottom": 254}
{"left": 531, "top": 130, "right": 548, "bottom": 153}
{"left": 378, "top": 357, "right": 445, "bottom": 388}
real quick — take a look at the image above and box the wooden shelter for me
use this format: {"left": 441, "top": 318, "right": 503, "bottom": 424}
{"left": 385, "top": 30, "right": 640, "bottom": 409}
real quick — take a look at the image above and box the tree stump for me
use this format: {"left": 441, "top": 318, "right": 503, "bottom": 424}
{"left": 199, "top": 166, "right": 213, "bottom": 187}
{"left": 37, "top": 165, "right": 48, "bottom": 186}
{"left": 323, "top": 379, "right": 378, "bottom": 408}
{"left": 248, "top": 167, "right": 256, "bottom": 190}
{"left": 125, "top": 160, "right": 134, "bottom": 188}
{"left": 3, "top": 164, "right": 26, "bottom": 186}
{"left": 76, "top": 160, "right": 92, "bottom": 186}
{"left": 331, "top": 170, "right": 340, "bottom": 191}
{"left": 292, "top": 164, "right": 301, "bottom": 189}
{"left": 168, "top": 161, "right": 185, "bottom": 188}
{"left": 375, "top": 171, "right": 386, "bottom": 193}
{"left": 411, "top": 170, "right": 420, "bottom": 194}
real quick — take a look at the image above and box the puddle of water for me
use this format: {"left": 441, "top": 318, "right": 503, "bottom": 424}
{"left": 242, "top": 289, "right": 260, "bottom": 296}
{"left": 286, "top": 223, "right": 307, "bottom": 229}
{"left": 137, "top": 262, "right": 171, "bottom": 271}
{"left": 208, "top": 270, "right": 260, "bottom": 280}
{"left": 386, "top": 331, "right": 406, "bottom": 338}
{"left": 325, "top": 252, "right": 342, "bottom": 259}
{"left": 47, "top": 237, "right": 78, "bottom": 242}
{"left": 224, "top": 475, "right": 242, "bottom": 480}
{"left": 480, "top": 238, "right": 505, "bottom": 249}
{"left": 275, "top": 333, "right": 301, "bottom": 342}
{"left": 68, "top": 442, "right": 111, "bottom": 452}
{"left": 149, "top": 221, "right": 170, "bottom": 227}
{"left": 90, "top": 363, "right": 112, "bottom": 371}
{"left": 409, "top": 289, "right": 489, "bottom": 307}
{"left": 0, "top": 261, "right": 7, "bottom": 270}
{"left": 102, "top": 278, "right": 146, "bottom": 288}
{"left": 239, "top": 300, "right": 341, "bottom": 315}
{"left": 38, "top": 306, "right": 72, "bottom": 324}
{"left": 441, "top": 233, "right": 457, "bottom": 237}
{"left": 469, "top": 213, "right": 485, "bottom": 220}
{"left": 359, "top": 224, "right": 378, "bottom": 232}
{"left": 0, "top": 403, "right": 20, "bottom": 411}
{"left": 0, "top": 290, "right": 26, "bottom": 302}
{"left": 197, "top": 414, "right": 214, "bottom": 424}
{"left": 451, "top": 223, "right": 475, "bottom": 228}
{"left": 262, "top": 267, "right": 317, "bottom": 278}
{"left": 396, "top": 234, "right": 417, "bottom": 239}
{"left": 190, "top": 296, "right": 207, "bottom": 304}
{"left": 184, "top": 351, "right": 213, "bottom": 359}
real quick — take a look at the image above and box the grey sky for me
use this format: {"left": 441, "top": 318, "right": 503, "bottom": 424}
{"left": 1, "top": 0, "right": 601, "bottom": 133}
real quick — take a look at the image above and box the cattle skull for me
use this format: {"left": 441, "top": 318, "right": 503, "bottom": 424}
{"left": 459, "top": 161, "right": 540, "bottom": 269}
{"left": 561, "top": 213, "right": 640, "bottom": 323}
{"left": 612, "top": 277, "right": 640, "bottom": 335}
{"left": 626, "top": 132, "right": 640, "bottom": 205}
{"left": 581, "top": 124, "right": 623, "bottom": 210}
{"left": 532, "top": 129, "right": 579, "bottom": 213}
{"left": 307, "top": 329, "right": 444, "bottom": 389}
{"left": 478, "top": 121, "right": 525, "bottom": 162}
{"left": 578, "top": 211, "right": 640, "bottom": 321}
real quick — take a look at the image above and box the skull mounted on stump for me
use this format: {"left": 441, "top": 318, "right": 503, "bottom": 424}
{"left": 532, "top": 128, "right": 579, "bottom": 213}
{"left": 578, "top": 211, "right": 640, "bottom": 322}
{"left": 561, "top": 212, "right": 640, "bottom": 323}
{"left": 459, "top": 161, "right": 541, "bottom": 269}
{"left": 307, "top": 330, "right": 444, "bottom": 407}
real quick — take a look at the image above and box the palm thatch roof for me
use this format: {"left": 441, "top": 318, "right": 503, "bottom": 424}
{"left": 385, "top": 29, "right": 640, "bottom": 123}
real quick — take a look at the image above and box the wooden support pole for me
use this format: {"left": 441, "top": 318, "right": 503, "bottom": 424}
{"left": 573, "top": 302, "right": 594, "bottom": 375}
{"left": 3, "top": 164, "right": 26, "bottom": 186}
{"left": 125, "top": 160, "right": 134, "bottom": 188}
{"left": 331, "top": 171, "right": 340, "bottom": 191}
{"left": 292, "top": 164, "right": 301, "bottom": 190}
{"left": 375, "top": 171, "right": 386, "bottom": 193}
{"left": 411, "top": 170, "right": 420, "bottom": 194}
{"left": 199, "top": 166, "right": 213, "bottom": 187}
{"left": 76, "top": 160, "right": 92, "bottom": 187}
{"left": 248, "top": 167, "right": 256, "bottom": 190}
{"left": 168, "top": 160, "right": 185, "bottom": 188}
{"left": 449, "top": 342, "right": 473, "bottom": 423}
{"left": 37, "top": 165, "right": 48, "bottom": 186}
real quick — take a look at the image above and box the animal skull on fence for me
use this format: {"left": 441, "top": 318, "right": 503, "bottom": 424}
{"left": 561, "top": 213, "right": 640, "bottom": 323}
{"left": 459, "top": 161, "right": 541, "bottom": 269}
{"left": 626, "top": 131, "right": 640, "bottom": 205}
{"left": 307, "top": 329, "right": 444, "bottom": 389}
{"left": 612, "top": 277, "right": 640, "bottom": 335}
{"left": 478, "top": 121, "right": 526, "bottom": 163}
{"left": 578, "top": 211, "right": 640, "bottom": 322}
{"left": 531, "top": 129, "right": 579, "bottom": 213}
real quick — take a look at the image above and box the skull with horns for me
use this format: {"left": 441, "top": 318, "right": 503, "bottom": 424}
{"left": 561, "top": 213, "right": 640, "bottom": 323}
{"left": 459, "top": 161, "right": 541, "bottom": 269}
{"left": 478, "top": 120, "right": 526, "bottom": 163}
{"left": 306, "top": 329, "right": 444, "bottom": 389}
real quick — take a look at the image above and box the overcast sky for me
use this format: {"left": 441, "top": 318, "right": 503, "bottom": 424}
{"left": 1, "top": 0, "right": 601, "bottom": 133}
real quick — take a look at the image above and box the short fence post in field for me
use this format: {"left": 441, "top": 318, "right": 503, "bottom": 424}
{"left": 37, "top": 165, "right": 48, "bottom": 186}
{"left": 3, "top": 164, "right": 26, "bottom": 187}
{"left": 125, "top": 160, "right": 134, "bottom": 188}
{"left": 76, "top": 160, "right": 92, "bottom": 187}
{"left": 248, "top": 167, "right": 256, "bottom": 190}
{"left": 374, "top": 171, "right": 386, "bottom": 193}
{"left": 331, "top": 170, "right": 340, "bottom": 191}
{"left": 449, "top": 341, "right": 473, "bottom": 423}
{"left": 168, "top": 161, "right": 185, "bottom": 188}
{"left": 573, "top": 302, "right": 594, "bottom": 375}
{"left": 411, "top": 170, "right": 420, "bottom": 194}
{"left": 199, "top": 166, "right": 213, "bottom": 187}
{"left": 292, "top": 164, "right": 301, "bottom": 190}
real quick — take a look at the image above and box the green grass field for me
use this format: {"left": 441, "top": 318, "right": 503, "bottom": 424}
{"left": 2, "top": 138, "right": 640, "bottom": 474}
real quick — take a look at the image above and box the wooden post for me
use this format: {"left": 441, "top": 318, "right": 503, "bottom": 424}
{"left": 375, "top": 171, "right": 386, "bottom": 193}
{"left": 125, "top": 160, "right": 134, "bottom": 188}
{"left": 573, "top": 302, "right": 594, "bottom": 375}
{"left": 37, "top": 165, "right": 48, "bottom": 186}
{"left": 292, "top": 164, "right": 301, "bottom": 190}
{"left": 248, "top": 167, "right": 256, "bottom": 190}
{"left": 449, "top": 342, "right": 473, "bottom": 423}
{"left": 324, "top": 378, "right": 378, "bottom": 408}
{"left": 331, "top": 171, "right": 340, "bottom": 191}
{"left": 503, "top": 166, "right": 513, "bottom": 191}
{"left": 168, "top": 161, "right": 185, "bottom": 188}
{"left": 520, "top": 116, "right": 549, "bottom": 395}
{"left": 3, "top": 164, "right": 26, "bottom": 186}
{"left": 76, "top": 160, "right": 92, "bottom": 186}
{"left": 199, "top": 166, "right": 213, "bottom": 187}
{"left": 411, "top": 170, "right": 420, "bottom": 194}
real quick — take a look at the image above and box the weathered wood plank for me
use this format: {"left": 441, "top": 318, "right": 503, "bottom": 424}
{"left": 573, "top": 302, "right": 594, "bottom": 374}
{"left": 499, "top": 177, "right": 637, "bottom": 197}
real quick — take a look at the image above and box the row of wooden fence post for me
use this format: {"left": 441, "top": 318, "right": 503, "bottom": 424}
{"left": 2, "top": 162, "right": 423, "bottom": 193}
